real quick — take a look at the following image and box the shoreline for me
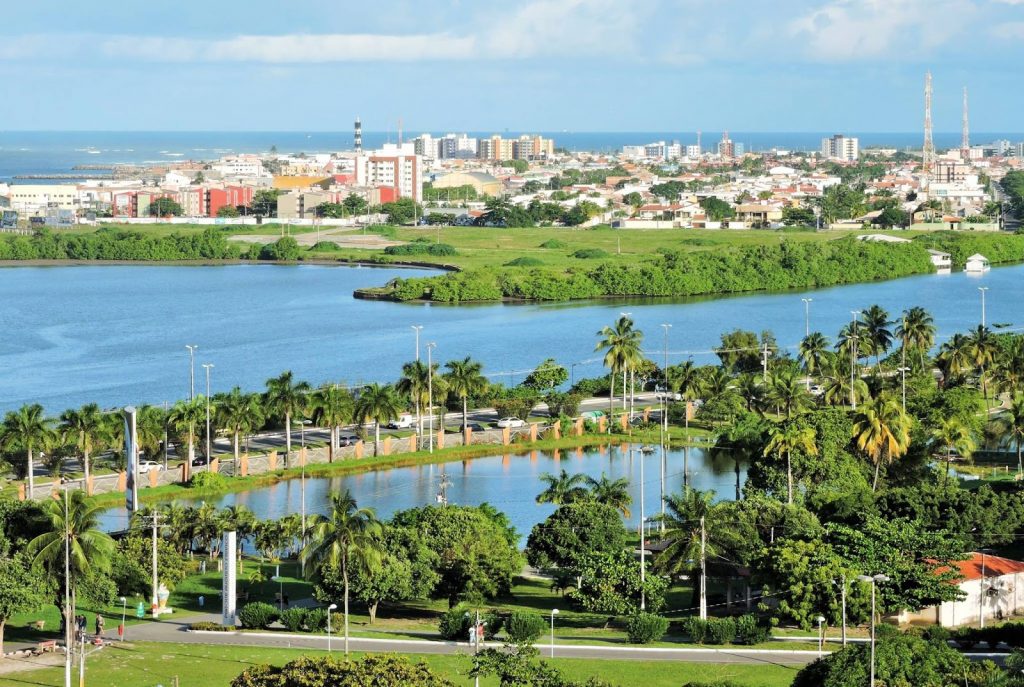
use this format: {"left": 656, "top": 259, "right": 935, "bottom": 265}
{"left": 0, "top": 257, "right": 455, "bottom": 271}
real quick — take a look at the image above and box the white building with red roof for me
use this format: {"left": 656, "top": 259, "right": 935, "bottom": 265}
{"left": 901, "top": 552, "right": 1024, "bottom": 627}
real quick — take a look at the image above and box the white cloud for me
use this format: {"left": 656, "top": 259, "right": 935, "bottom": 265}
{"left": 992, "top": 20, "right": 1024, "bottom": 37}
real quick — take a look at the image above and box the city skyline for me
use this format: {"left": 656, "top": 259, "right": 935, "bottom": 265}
{"left": 2, "top": 0, "right": 1022, "bottom": 131}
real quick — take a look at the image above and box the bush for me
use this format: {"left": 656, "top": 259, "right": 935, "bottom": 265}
{"left": 682, "top": 617, "right": 708, "bottom": 644}
{"left": 539, "top": 239, "right": 569, "bottom": 249}
{"left": 189, "top": 621, "right": 234, "bottom": 631}
{"left": 438, "top": 606, "right": 472, "bottom": 640}
{"left": 571, "top": 248, "right": 610, "bottom": 259}
{"left": 504, "top": 257, "right": 545, "bottom": 267}
{"left": 384, "top": 242, "right": 458, "bottom": 257}
{"left": 681, "top": 683, "right": 746, "bottom": 687}
{"left": 279, "top": 607, "right": 308, "bottom": 632}
{"left": 505, "top": 611, "right": 546, "bottom": 645}
{"left": 625, "top": 612, "right": 669, "bottom": 644}
{"left": 190, "top": 471, "right": 228, "bottom": 490}
{"left": 705, "top": 617, "right": 736, "bottom": 645}
{"left": 482, "top": 610, "right": 504, "bottom": 640}
{"left": 921, "top": 625, "right": 951, "bottom": 642}
{"left": 237, "top": 602, "right": 280, "bottom": 630}
{"left": 305, "top": 607, "right": 328, "bottom": 633}
{"left": 733, "top": 614, "right": 770, "bottom": 645}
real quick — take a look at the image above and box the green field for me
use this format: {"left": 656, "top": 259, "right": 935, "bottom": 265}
{"left": 0, "top": 641, "right": 800, "bottom": 687}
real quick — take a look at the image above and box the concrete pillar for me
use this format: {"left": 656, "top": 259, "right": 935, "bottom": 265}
{"left": 148, "top": 469, "right": 158, "bottom": 488}
{"left": 17, "top": 483, "right": 25, "bottom": 501}
{"left": 436, "top": 430, "right": 445, "bottom": 449}
{"left": 382, "top": 437, "right": 392, "bottom": 456}
{"left": 179, "top": 463, "right": 188, "bottom": 484}
{"left": 240, "top": 454, "right": 249, "bottom": 477}
{"left": 210, "top": 457, "right": 220, "bottom": 474}
{"left": 643, "top": 407, "right": 650, "bottom": 422}
{"left": 619, "top": 414, "right": 629, "bottom": 431}
{"left": 598, "top": 417, "right": 606, "bottom": 433}
{"left": 464, "top": 427, "right": 473, "bottom": 446}
{"left": 575, "top": 418, "right": 584, "bottom": 436}
{"left": 267, "top": 451, "right": 278, "bottom": 471}
{"left": 355, "top": 441, "right": 364, "bottom": 459}
{"left": 551, "top": 422, "right": 561, "bottom": 439}
{"left": 726, "top": 580, "right": 733, "bottom": 610}
{"left": 299, "top": 448, "right": 307, "bottom": 467}
{"left": 409, "top": 435, "right": 417, "bottom": 453}
{"left": 745, "top": 584, "right": 752, "bottom": 611}
{"left": 502, "top": 427, "right": 511, "bottom": 445}
{"left": 117, "top": 471, "right": 127, "bottom": 492}
{"left": 86, "top": 475, "right": 95, "bottom": 496}
{"left": 529, "top": 424, "right": 538, "bottom": 441}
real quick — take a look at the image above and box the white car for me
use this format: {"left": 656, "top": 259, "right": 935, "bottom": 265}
{"left": 137, "top": 461, "right": 162, "bottom": 474}
{"left": 387, "top": 414, "right": 414, "bottom": 429}
{"left": 496, "top": 417, "right": 526, "bottom": 428}
{"left": 655, "top": 390, "right": 682, "bottom": 401}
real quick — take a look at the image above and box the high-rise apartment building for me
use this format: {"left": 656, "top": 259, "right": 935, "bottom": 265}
{"left": 821, "top": 134, "right": 860, "bottom": 161}
{"left": 717, "top": 132, "right": 735, "bottom": 159}
{"left": 479, "top": 134, "right": 553, "bottom": 161}
{"left": 354, "top": 143, "right": 422, "bottom": 202}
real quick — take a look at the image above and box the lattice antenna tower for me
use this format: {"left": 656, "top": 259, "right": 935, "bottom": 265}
{"left": 961, "top": 87, "right": 970, "bottom": 161}
{"left": 923, "top": 71, "right": 935, "bottom": 175}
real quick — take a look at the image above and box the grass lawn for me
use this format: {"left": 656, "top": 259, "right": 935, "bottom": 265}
{"left": 0, "top": 641, "right": 800, "bottom": 687}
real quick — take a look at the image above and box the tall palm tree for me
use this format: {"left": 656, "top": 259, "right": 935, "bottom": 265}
{"left": 799, "top": 332, "right": 831, "bottom": 382}
{"left": 353, "top": 383, "right": 402, "bottom": 455}
{"left": 302, "top": 490, "right": 382, "bottom": 656}
{"left": 396, "top": 360, "right": 431, "bottom": 438}
{"left": 59, "top": 403, "right": 105, "bottom": 488}
{"left": 0, "top": 404, "right": 56, "bottom": 500}
{"left": 852, "top": 394, "right": 911, "bottom": 491}
{"left": 735, "top": 373, "right": 766, "bottom": 415}
{"left": 993, "top": 338, "right": 1024, "bottom": 398}
{"left": 896, "top": 306, "right": 936, "bottom": 370}
{"left": 860, "top": 304, "right": 893, "bottom": 370}
{"left": 991, "top": 395, "right": 1024, "bottom": 475}
{"left": 191, "top": 502, "right": 220, "bottom": 554}
{"left": 264, "top": 371, "right": 311, "bottom": 467}
{"left": 444, "top": 357, "right": 488, "bottom": 433}
{"left": 217, "top": 388, "right": 264, "bottom": 472}
{"left": 767, "top": 370, "right": 812, "bottom": 419}
{"left": 254, "top": 519, "right": 286, "bottom": 562}
{"left": 536, "top": 469, "right": 588, "bottom": 505}
{"left": 764, "top": 422, "right": 817, "bottom": 504}
{"left": 169, "top": 397, "right": 205, "bottom": 471}
{"left": 932, "top": 417, "right": 976, "bottom": 486}
{"left": 699, "top": 366, "right": 732, "bottom": 401}
{"left": 584, "top": 473, "right": 632, "bottom": 517}
{"left": 937, "top": 333, "right": 973, "bottom": 387}
{"left": 668, "top": 360, "right": 701, "bottom": 401}
{"left": 27, "top": 490, "right": 115, "bottom": 652}
{"left": 595, "top": 316, "right": 644, "bottom": 420}
{"left": 137, "top": 405, "right": 168, "bottom": 467}
{"left": 310, "top": 385, "right": 353, "bottom": 463}
{"left": 968, "top": 325, "right": 998, "bottom": 401}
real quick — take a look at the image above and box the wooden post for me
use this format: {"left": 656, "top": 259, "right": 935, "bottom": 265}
{"left": 551, "top": 422, "right": 561, "bottom": 439}
{"left": 502, "top": 427, "right": 511, "bottom": 445}
{"left": 240, "top": 454, "right": 249, "bottom": 477}
{"left": 574, "top": 418, "right": 584, "bottom": 436}
{"left": 598, "top": 417, "right": 606, "bottom": 433}
{"left": 179, "top": 463, "right": 188, "bottom": 484}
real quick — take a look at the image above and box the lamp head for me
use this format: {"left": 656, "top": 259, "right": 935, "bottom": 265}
{"left": 551, "top": 608, "right": 560, "bottom": 616}
{"left": 328, "top": 603, "right": 338, "bottom": 611}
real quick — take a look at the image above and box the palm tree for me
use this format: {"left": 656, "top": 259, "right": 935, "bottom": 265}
{"left": 896, "top": 306, "right": 936, "bottom": 371}
{"left": 993, "top": 338, "right": 1024, "bottom": 398}
{"left": 136, "top": 405, "right": 168, "bottom": 467}
{"left": 991, "top": 395, "right": 1024, "bottom": 475}
{"left": 169, "top": 397, "right": 204, "bottom": 471}
{"left": 820, "top": 358, "right": 868, "bottom": 407}
{"left": 254, "top": 519, "right": 286, "bottom": 562}
{"left": 861, "top": 305, "right": 893, "bottom": 369}
{"left": 735, "top": 373, "right": 766, "bottom": 414}
{"left": 937, "top": 333, "right": 973, "bottom": 387}
{"left": 699, "top": 366, "right": 732, "bottom": 401}
{"left": 0, "top": 404, "right": 56, "bottom": 500}
{"left": 668, "top": 360, "right": 701, "bottom": 401}
{"left": 28, "top": 490, "right": 115, "bottom": 652}
{"left": 191, "top": 502, "right": 220, "bottom": 555}
{"left": 302, "top": 490, "right": 382, "bottom": 656}
{"left": 264, "top": 371, "right": 311, "bottom": 468}
{"left": 767, "top": 370, "right": 812, "bottom": 419}
{"left": 59, "top": 403, "right": 104, "bottom": 488}
{"left": 799, "top": 332, "right": 831, "bottom": 382}
{"left": 217, "top": 388, "right": 264, "bottom": 473}
{"left": 968, "top": 325, "right": 998, "bottom": 401}
{"left": 595, "top": 316, "right": 644, "bottom": 420}
{"left": 584, "top": 473, "right": 632, "bottom": 517}
{"left": 764, "top": 422, "right": 817, "bottom": 504}
{"left": 852, "top": 394, "right": 911, "bottom": 490}
{"left": 444, "top": 357, "right": 488, "bottom": 433}
{"left": 309, "top": 385, "right": 353, "bottom": 463}
{"left": 396, "top": 360, "right": 430, "bottom": 438}
{"left": 353, "top": 383, "right": 402, "bottom": 455}
{"left": 932, "top": 417, "right": 976, "bottom": 485}
{"left": 536, "top": 469, "right": 588, "bottom": 505}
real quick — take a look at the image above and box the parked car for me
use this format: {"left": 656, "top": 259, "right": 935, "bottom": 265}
{"left": 809, "top": 384, "right": 825, "bottom": 396}
{"left": 137, "top": 461, "right": 162, "bottom": 474}
{"left": 459, "top": 423, "right": 485, "bottom": 432}
{"left": 655, "top": 390, "right": 682, "bottom": 401}
{"left": 191, "top": 457, "right": 209, "bottom": 467}
{"left": 338, "top": 433, "right": 359, "bottom": 447}
{"left": 387, "top": 414, "right": 414, "bottom": 429}
{"left": 496, "top": 417, "right": 526, "bottom": 428}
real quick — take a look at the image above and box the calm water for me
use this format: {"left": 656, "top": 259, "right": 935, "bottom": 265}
{"left": 98, "top": 443, "right": 745, "bottom": 537}
{"left": 0, "top": 262, "right": 1018, "bottom": 414}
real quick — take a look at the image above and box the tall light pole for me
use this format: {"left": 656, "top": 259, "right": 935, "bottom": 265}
{"left": 118, "top": 596, "right": 126, "bottom": 642}
{"left": 816, "top": 615, "right": 826, "bottom": 657}
{"left": 979, "top": 286, "right": 989, "bottom": 327}
{"left": 636, "top": 446, "right": 646, "bottom": 611}
{"left": 660, "top": 323, "right": 671, "bottom": 531}
{"left": 412, "top": 325, "right": 423, "bottom": 443}
{"left": 411, "top": 325, "right": 422, "bottom": 361}
{"left": 850, "top": 311, "right": 861, "bottom": 410}
{"left": 327, "top": 603, "right": 338, "bottom": 652}
{"left": 549, "top": 608, "right": 559, "bottom": 658}
{"left": 898, "top": 366, "right": 909, "bottom": 412}
{"left": 185, "top": 345, "right": 198, "bottom": 400}
{"left": 427, "top": 342, "right": 436, "bottom": 454}
{"left": 857, "top": 573, "right": 890, "bottom": 687}
{"left": 202, "top": 363, "right": 213, "bottom": 467}
{"left": 801, "top": 298, "right": 812, "bottom": 337}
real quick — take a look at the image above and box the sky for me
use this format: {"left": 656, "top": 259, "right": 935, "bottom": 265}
{"left": 2, "top": 0, "right": 1023, "bottom": 132}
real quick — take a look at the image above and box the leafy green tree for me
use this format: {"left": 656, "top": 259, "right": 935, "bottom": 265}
{"left": 782, "top": 206, "right": 816, "bottom": 226}
{"left": 382, "top": 197, "right": 422, "bottom": 224}
{"left": 110, "top": 534, "right": 192, "bottom": 597}
{"left": 230, "top": 655, "right": 455, "bottom": 687}
{"left": 699, "top": 196, "right": 735, "bottom": 221}
{"left": 991, "top": 395, "right": 1024, "bottom": 475}
{"left": 595, "top": 315, "right": 643, "bottom": 417}
{"left": 937, "top": 332, "right": 974, "bottom": 386}
{"left": 250, "top": 189, "right": 282, "bottom": 217}
{"left": 342, "top": 194, "right": 368, "bottom": 216}
{"left": 302, "top": 490, "right": 383, "bottom": 655}
{"left": 0, "top": 553, "right": 49, "bottom": 655}
{"left": 820, "top": 184, "right": 866, "bottom": 223}
{"left": 259, "top": 236, "right": 301, "bottom": 261}
{"left": 264, "top": 370, "right": 311, "bottom": 467}
{"left": 397, "top": 359, "right": 431, "bottom": 436}
{"left": 767, "top": 370, "right": 813, "bottom": 419}
{"left": 390, "top": 505, "right": 523, "bottom": 607}
{"left": 584, "top": 473, "right": 632, "bottom": 517}
{"left": 568, "top": 549, "right": 667, "bottom": 614}
{"left": 931, "top": 416, "right": 975, "bottom": 485}
{"left": 216, "top": 205, "right": 239, "bottom": 218}
{"left": 799, "top": 332, "right": 831, "bottom": 381}
{"left": 522, "top": 358, "right": 568, "bottom": 391}
{"left": 764, "top": 422, "right": 818, "bottom": 504}
{"left": 0, "top": 403, "right": 56, "bottom": 499}
{"left": 536, "top": 469, "right": 588, "bottom": 505}
{"left": 169, "top": 396, "right": 204, "bottom": 466}
{"left": 860, "top": 304, "right": 893, "bottom": 369}
{"left": 353, "top": 383, "right": 403, "bottom": 455}
{"left": 895, "top": 306, "right": 936, "bottom": 371}
{"left": 149, "top": 197, "right": 183, "bottom": 217}
{"left": 443, "top": 357, "right": 488, "bottom": 432}
{"left": 525, "top": 501, "right": 627, "bottom": 572}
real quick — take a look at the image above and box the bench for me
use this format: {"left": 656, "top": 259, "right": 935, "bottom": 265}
{"left": 34, "top": 640, "right": 57, "bottom": 654}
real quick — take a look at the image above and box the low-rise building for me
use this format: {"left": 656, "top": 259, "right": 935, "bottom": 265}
{"left": 901, "top": 553, "right": 1024, "bottom": 627}
{"left": 431, "top": 171, "right": 502, "bottom": 197}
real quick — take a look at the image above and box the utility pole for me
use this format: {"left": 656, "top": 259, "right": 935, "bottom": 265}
{"left": 637, "top": 447, "right": 645, "bottom": 611}
{"left": 801, "top": 298, "right": 812, "bottom": 337}
{"left": 979, "top": 287, "right": 989, "bottom": 327}
{"left": 699, "top": 516, "right": 707, "bottom": 620}
{"left": 761, "top": 342, "right": 769, "bottom": 383}
{"left": 841, "top": 574, "right": 847, "bottom": 646}
{"left": 162, "top": 401, "right": 169, "bottom": 471}
{"left": 412, "top": 325, "right": 423, "bottom": 445}
{"left": 150, "top": 511, "right": 160, "bottom": 618}
{"left": 660, "top": 323, "right": 671, "bottom": 532}
{"left": 203, "top": 363, "right": 213, "bottom": 467}
{"left": 427, "top": 342, "right": 436, "bottom": 454}
{"left": 185, "top": 345, "right": 198, "bottom": 401}
{"left": 64, "top": 492, "right": 72, "bottom": 687}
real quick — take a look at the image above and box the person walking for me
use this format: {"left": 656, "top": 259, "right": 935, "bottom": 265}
{"left": 95, "top": 614, "right": 104, "bottom": 638}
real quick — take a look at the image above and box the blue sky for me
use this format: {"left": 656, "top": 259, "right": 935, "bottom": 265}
{"left": 2, "top": 0, "right": 1023, "bottom": 132}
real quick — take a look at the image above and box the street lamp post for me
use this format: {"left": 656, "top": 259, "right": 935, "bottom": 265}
{"left": 857, "top": 573, "right": 890, "bottom": 687}
{"left": 327, "top": 603, "right": 338, "bottom": 652}
{"left": 412, "top": 326, "right": 423, "bottom": 443}
{"left": 636, "top": 446, "right": 646, "bottom": 611}
{"left": 801, "top": 298, "right": 812, "bottom": 337}
{"left": 979, "top": 287, "right": 989, "bottom": 327}
{"left": 427, "top": 342, "right": 436, "bottom": 454}
{"left": 202, "top": 363, "right": 213, "bottom": 467}
{"left": 816, "top": 615, "right": 826, "bottom": 657}
{"left": 550, "top": 608, "right": 559, "bottom": 658}
{"left": 898, "top": 366, "right": 909, "bottom": 412}
{"left": 660, "top": 323, "right": 671, "bottom": 531}
{"left": 185, "top": 345, "right": 198, "bottom": 400}
{"left": 119, "top": 596, "right": 126, "bottom": 642}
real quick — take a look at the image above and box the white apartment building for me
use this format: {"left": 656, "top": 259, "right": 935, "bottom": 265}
{"left": 413, "top": 134, "right": 437, "bottom": 159}
{"left": 211, "top": 155, "right": 266, "bottom": 178}
{"left": 685, "top": 144, "right": 702, "bottom": 158}
{"left": 8, "top": 184, "right": 80, "bottom": 213}
{"left": 821, "top": 135, "right": 860, "bottom": 161}
{"left": 621, "top": 145, "right": 645, "bottom": 159}
{"left": 354, "top": 143, "right": 423, "bottom": 202}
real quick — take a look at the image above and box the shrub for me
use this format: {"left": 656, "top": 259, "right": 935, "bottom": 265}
{"left": 921, "top": 625, "right": 951, "bottom": 642}
{"left": 482, "top": 610, "right": 504, "bottom": 640}
{"left": 733, "top": 614, "right": 770, "bottom": 645}
{"left": 189, "top": 621, "right": 234, "bottom": 631}
{"left": 384, "top": 242, "right": 458, "bottom": 257}
{"left": 330, "top": 611, "right": 344, "bottom": 633}
{"left": 705, "top": 617, "right": 736, "bottom": 645}
{"left": 682, "top": 617, "right": 708, "bottom": 644}
{"left": 279, "top": 607, "right": 308, "bottom": 632}
{"left": 625, "top": 612, "right": 670, "bottom": 644}
{"left": 190, "top": 471, "right": 228, "bottom": 490}
{"left": 505, "top": 611, "right": 546, "bottom": 645}
{"left": 571, "top": 248, "right": 610, "bottom": 259}
{"left": 504, "top": 256, "right": 545, "bottom": 267}
{"left": 438, "top": 606, "right": 472, "bottom": 640}
{"left": 305, "top": 607, "right": 328, "bottom": 633}
{"left": 427, "top": 243, "right": 458, "bottom": 256}
{"left": 539, "top": 239, "right": 569, "bottom": 249}
{"left": 237, "top": 602, "right": 279, "bottom": 630}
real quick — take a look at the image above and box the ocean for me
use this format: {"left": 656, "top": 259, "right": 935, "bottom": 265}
{"left": 2, "top": 130, "right": 1022, "bottom": 183}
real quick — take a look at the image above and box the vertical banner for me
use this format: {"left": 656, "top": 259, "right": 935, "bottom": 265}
{"left": 222, "top": 531, "right": 237, "bottom": 626}
{"left": 123, "top": 406, "right": 138, "bottom": 512}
